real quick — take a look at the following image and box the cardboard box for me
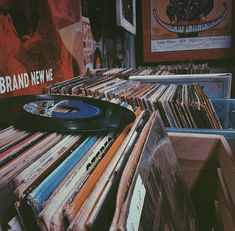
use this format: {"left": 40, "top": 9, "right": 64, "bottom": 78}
{"left": 169, "top": 132, "right": 235, "bottom": 231}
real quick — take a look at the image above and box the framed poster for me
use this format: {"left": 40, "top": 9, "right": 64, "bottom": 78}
{"left": 142, "top": 0, "right": 235, "bottom": 62}
{"left": 0, "top": 0, "right": 75, "bottom": 98}
{"left": 116, "top": 0, "right": 136, "bottom": 35}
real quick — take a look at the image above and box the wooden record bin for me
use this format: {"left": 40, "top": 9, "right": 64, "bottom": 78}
{"left": 0, "top": 128, "right": 235, "bottom": 230}
{"left": 169, "top": 132, "right": 235, "bottom": 231}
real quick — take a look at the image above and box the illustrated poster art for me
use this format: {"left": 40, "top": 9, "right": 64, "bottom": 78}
{"left": 150, "top": 0, "right": 233, "bottom": 52}
{"left": 0, "top": 0, "right": 102, "bottom": 99}
{"left": 0, "top": 0, "right": 78, "bottom": 98}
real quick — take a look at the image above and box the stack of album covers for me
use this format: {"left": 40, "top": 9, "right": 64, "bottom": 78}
{"left": 46, "top": 74, "right": 222, "bottom": 129}
{"left": 96, "top": 63, "right": 208, "bottom": 76}
{"left": 0, "top": 110, "right": 198, "bottom": 230}
{"left": 158, "top": 63, "right": 209, "bottom": 74}
{"left": 86, "top": 63, "right": 209, "bottom": 79}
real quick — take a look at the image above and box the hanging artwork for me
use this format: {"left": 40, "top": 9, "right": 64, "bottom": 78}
{"left": 116, "top": 0, "right": 136, "bottom": 35}
{"left": 0, "top": 0, "right": 76, "bottom": 98}
{"left": 142, "top": 0, "right": 234, "bottom": 62}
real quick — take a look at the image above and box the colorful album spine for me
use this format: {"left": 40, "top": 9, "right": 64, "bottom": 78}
{"left": 37, "top": 131, "right": 117, "bottom": 231}
{"left": 27, "top": 134, "right": 102, "bottom": 214}
{"left": 14, "top": 135, "right": 82, "bottom": 200}
{"left": 64, "top": 109, "right": 141, "bottom": 226}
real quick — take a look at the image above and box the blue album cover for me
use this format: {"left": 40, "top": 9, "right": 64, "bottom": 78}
{"left": 27, "top": 134, "right": 102, "bottom": 213}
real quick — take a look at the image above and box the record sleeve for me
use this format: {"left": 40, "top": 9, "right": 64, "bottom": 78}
{"left": 111, "top": 112, "right": 198, "bottom": 231}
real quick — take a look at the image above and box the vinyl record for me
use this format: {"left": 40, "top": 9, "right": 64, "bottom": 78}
{"left": 0, "top": 95, "right": 136, "bottom": 133}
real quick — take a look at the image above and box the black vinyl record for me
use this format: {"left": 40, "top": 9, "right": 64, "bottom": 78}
{"left": 0, "top": 95, "right": 136, "bottom": 133}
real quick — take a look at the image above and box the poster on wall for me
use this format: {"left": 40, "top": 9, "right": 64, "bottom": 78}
{"left": 116, "top": 0, "right": 136, "bottom": 35}
{"left": 142, "top": 0, "right": 234, "bottom": 62}
{"left": 0, "top": 0, "right": 77, "bottom": 98}
{"left": 0, "top": 0, "right": 104, "bottom": 99}
{"left": 57, "top": 0, "right": 104, "bottom": 76}
{"left": 49, "top": 0, "right": 81, "bottom": 29}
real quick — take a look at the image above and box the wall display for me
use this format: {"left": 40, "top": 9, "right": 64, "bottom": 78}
{"left": 0, "top": 0, "right": 76, "bottom": 98}
{"left": 80, "top": 17, "right": 100, "bottom": 72}
{"left": 142, "top": 0, "right": 234, "bottom": 62}
{"left": 116, "top": 0, "right": 136, "bottom": 34}
{"left": 49, "top": 0, "right": 81, "bottom": 29}
{"left": 56, "top": 0, "right": 111, "bottom": 75}
{"left": 54, "top": 10, "right": 104, "bottom": 76}
{"left": 0, "top": 0, "right": 108, "bottom": 99}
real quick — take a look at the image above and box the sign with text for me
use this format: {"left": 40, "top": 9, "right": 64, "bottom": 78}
{"left": 0, "top": 0, "right": 78, "bottom": 98}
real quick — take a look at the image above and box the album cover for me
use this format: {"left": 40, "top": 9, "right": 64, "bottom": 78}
{"left": 0, "top": 0, "right": 107, "bottom": 99}
{"left": 111, "top": 112, "right": 198, "bottom": 231}
{"left": 0, "top": 0, "right": 75, "bottom": 98}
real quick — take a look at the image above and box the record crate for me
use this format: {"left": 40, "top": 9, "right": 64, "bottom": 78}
{"left": 169, "top": 132, "right": 235, "bottom": 231}
{"left": 130, "top": 73, "right": 235, "bottom": 151}
{"left": 167, "top": 99, "right": 235, "bottom": 152}
{"left": 129, "top": 73, "right": 232, "bottom": 100}
{"left": 0, "top": 122, "right": 235, "bottom": 230}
